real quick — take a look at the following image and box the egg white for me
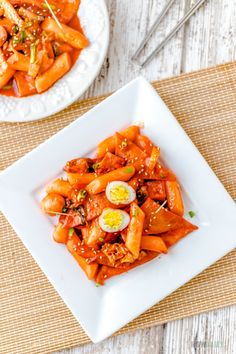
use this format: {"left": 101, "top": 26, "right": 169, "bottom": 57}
{"left": 99, "top": 208, "right": 130, "bottom": 233}
{"left": 105, "top": 181, "right": 136, "bottom": 205}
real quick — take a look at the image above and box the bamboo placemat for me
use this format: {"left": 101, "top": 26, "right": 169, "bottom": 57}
{"left": 0, "top": 61, "right": 236, "bottom": 354}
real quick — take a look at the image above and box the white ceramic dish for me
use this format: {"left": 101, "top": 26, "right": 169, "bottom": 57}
{"left": 0, "top": 0, "right": 109, "bottom": 122}
{"left": 0, "top": 77, "right": 235, "bottom": 343}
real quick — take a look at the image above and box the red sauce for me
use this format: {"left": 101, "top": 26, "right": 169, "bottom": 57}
{"left": 68, "top": 15, "right": 83, "bottom": 66}
{"left": 0, "top": 1, "right": 86, "bottom": 97}
{"left": 0, "top": 79, "right": 15, "bottom": 96}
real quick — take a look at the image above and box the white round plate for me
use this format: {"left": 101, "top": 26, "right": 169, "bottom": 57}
{"left": 0, "top": 0, "right": 109, "bottom": 122}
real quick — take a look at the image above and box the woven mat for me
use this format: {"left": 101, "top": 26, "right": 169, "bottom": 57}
{"left": 1, "top": 62, "right": 236, "bottom": 354}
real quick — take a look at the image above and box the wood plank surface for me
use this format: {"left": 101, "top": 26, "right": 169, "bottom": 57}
{"left": 57, "top": 0, "right": 236, "bottom": 353}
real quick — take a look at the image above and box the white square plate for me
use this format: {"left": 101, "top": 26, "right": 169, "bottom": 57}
{"left": 0, "top": 77, "right": 235, "bottom": 343}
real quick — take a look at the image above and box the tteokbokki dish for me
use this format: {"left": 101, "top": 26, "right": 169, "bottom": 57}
{"left": 41, "top": 125, "right": 198, "bottom": 285}
{"left": 0, "top": 0, "right": 88, "bottom": 97}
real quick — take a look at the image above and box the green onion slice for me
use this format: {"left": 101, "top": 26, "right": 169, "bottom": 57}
{"left": 77, "top": 189, "right": 87, "bottom": 202}
{"left": 92, "top": 163, "right": 100, "bottom": 171}
{"left": 42, "top": 3, "right": 56, "bottom": 10}
{"left": 188, "top": 211, "right": 196, "bottom": 218}
{"left": 125, "top": 167, "right": 133, "bottom": 174}
{"left": 20, "top": 30, "right": 26, "bottom": 43}
{"left": 68, "top": 228, "right": 74, "bottom": 237}
{"left": 13, "top": 25, "right": 19, "bottom": 34}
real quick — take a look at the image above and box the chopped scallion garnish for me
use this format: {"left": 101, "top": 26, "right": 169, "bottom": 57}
{"left": 188, "top": 211, "right": 196, "bottom": 218}
{"left": 92, "top": 163, "right": 100, "bottom": 171}
{"left": 42, "top": 2, "right": 56, "bottom": 10}
{"left": 20, "top": 30, "right": 26, "bottom": 43}
{"left": 62, "top": 206, "right": 68, "bottom": 213}
{"left": 77, "top": 189, "right": 87, "bottom": 202}
{"left": 98, "top": 237, "right": 104, "bottom": 243}
{"left": 68, "top": 228, "right": 74, "bottom": 237}
{"left": 13, "top": 25, "right": 19, "bottom": 34}
{"left": 125, "top": 167, "right": 133, "bottom": 174}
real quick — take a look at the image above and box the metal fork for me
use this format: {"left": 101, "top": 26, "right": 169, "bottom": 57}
{"left": 131, "top": 0, "right": 208, "bottom": 68}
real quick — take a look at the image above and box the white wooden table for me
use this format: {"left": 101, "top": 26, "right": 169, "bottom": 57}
{"left": 57, "top": 0, "right": 236, "bottom": 353}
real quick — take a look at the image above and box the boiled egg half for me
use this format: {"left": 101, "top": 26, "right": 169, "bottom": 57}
{"left": 105, "top": 181, "right": 136, "bottom": 205}
{"left": 99, "top": 208, "right": 130, "bottom": 233}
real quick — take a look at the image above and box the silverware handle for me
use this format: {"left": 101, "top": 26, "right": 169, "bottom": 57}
{"left": 140, "top": 0, "right": 208, "bottom": 68}
{"left": 131, "top": 0, "right": 175, "bottom": 61}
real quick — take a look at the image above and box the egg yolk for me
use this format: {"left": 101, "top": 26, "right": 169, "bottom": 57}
{"left": 110, "top": 185, "right": 129, "bottom": 204}
{"left": 103, "top": 210, "right": 123, "bottom": 230}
